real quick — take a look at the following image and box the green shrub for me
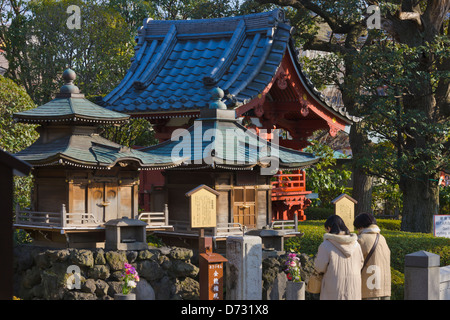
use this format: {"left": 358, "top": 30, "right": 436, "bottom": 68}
{"left": 383, "top": 230, "right": 450, "bottom": 272}
{"left": 377, "top": 219, "right": 401, "bottom": 231}
{"left": 147, "top": 234, "right": 165, "bottom": 248}
{"left": 390, "top": 268, "right": 404, "bottom": 300}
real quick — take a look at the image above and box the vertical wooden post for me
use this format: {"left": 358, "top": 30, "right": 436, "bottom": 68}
{"left": 0, "top": 149, "right": 31, "bottom": 300}
{"left": 0, "top": 164, "right": 14, "bottom": 300}
{"left": 15, "top": 203, "right": 20, "bottom": 224}
{"left": 164, "top": 203, "right": 169, "bottom": 226}
{"left": 62, "top": 204, "right": 67, "bottom": 228}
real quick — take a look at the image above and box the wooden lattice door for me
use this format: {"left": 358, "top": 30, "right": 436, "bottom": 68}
{"left": 233, "top": 187, "right": 256, "bottom": 228}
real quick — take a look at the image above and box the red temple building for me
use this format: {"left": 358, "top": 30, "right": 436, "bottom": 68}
{"left": 101, "top": 9, "right": 357, "bottom": 222}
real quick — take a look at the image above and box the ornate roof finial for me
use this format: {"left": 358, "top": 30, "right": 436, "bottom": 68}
{"left": 208, "top": 87, "right": 226, "bottom": 110}
{"left": 60, "top": 68, "right": 80, "bottom": 94}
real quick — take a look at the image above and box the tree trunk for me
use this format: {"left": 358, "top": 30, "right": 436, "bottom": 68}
{"left": 400, "top": 175, "right": 439, "bottom": 233}
{"left": 349, "top": 120, "right": 374, "bottom": 215}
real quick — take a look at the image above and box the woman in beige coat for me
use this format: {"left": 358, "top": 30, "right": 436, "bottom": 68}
{"left": 314, "top": 215, "right": 364, "bottom": 300}
{"left": 354, "top": 213, "right": 391, "bottom": 300}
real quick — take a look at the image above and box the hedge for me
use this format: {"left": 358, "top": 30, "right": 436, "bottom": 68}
{"left": 286, "top": 220, "right": 450, "bottom": 300}
{"left": 376, "top": 219, "right": 401, "bottom": 231}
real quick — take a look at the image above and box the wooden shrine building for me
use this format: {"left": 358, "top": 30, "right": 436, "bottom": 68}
{"left": 137, "top": 87, "right": 318, "bottom": 245}
{"left": 13, "top": 69, "right": 175, "bottom": 248}
{"left": 101, "top": 9, "right": 357, "bottom": 222}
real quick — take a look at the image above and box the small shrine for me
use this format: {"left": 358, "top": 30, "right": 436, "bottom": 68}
{"left": 100, "top": 9, "right": 358, "bottom": 221}
{"left": 138, "top": 87, "right": 319, "bottom": 247}
{"left": 13, "top": 69, "right": 174, "bottom": 248}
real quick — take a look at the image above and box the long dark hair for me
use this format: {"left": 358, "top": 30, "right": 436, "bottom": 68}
{"left": 324, "top": 215, "right": 350, "bottom": 235}
{"left": 353, "top": 212, "right": 377, "bottom": 229}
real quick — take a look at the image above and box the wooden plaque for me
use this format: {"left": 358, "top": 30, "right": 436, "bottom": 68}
{"left": 186, "top": 185, "right": 220, "bottom": 229}
{"left": 331, "top": 194, "right": 357, "bottom": 232}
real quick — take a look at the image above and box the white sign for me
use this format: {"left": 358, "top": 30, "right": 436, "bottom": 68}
{"left": 434, "top": 215, "right": 450, "bottom": 238}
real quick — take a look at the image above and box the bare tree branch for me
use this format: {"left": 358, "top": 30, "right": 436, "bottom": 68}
{"left": 302, "top": 37, "right": 351, "bottom": 54}
{"left": 397, "top": 11, "right": 422, "bottom": 26}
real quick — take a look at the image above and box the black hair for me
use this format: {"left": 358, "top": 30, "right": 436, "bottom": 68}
{"left": 324, "top": 215, "right": 350, "bottom": 235}
{"left": 353, "top": 212, "right": 377, "bottom": 229}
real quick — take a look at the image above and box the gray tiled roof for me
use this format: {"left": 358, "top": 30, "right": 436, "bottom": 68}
{"left": 14, "top": 69, "right": 129, "bottom": 125}
{"left": 14, "top": 133, "right": 175, "bottom": 169}
{"left": 14, "top": 96, "right": 130, "bottom": 124}
{"left": 140, "top": 105, "right": 319, "bottom": 171}
{"left": 102, "top": 9, "right": 357, "bottom": 123}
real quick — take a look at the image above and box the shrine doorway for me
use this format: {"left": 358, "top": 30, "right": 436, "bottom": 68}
{"left": 233, "top": 187, "right": 256, "bottom": 228}
{"left": 89, "top": 183, "right": 118, "bottom": 222}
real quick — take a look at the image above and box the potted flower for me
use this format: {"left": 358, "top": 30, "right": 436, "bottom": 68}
{"left": 284, "top": 252, "right": 305, "bottom": 300}
{"left": 115, "top": 262, "right": 140, "bottom": 300}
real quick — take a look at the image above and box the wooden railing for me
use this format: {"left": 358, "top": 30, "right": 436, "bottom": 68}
{"left": 168, "top": 220, "right": 245, "bottom": 238}
{"left": 215, "top": 223, "right": 245, "bottom": 237}
{"left": 15, "top": 204, "right": 100, "bottom": 229}
{"left": 62, "top": 212, "right": 100, "bottom": 228}
{"left": 15, "top": 208, "right": 61, "bottom": 227}
{"left": 138, "top": 204, "right": 170, "bottom": 228}
{"left": 269, "top": 219, "right": 299, "bottom": 234}
{"left": 271, "top": 170, "right": 308, "bottom": 196}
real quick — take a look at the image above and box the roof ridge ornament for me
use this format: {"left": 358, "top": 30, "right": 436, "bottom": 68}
{"left": 56, "top": 68, "right": 84, "bottom": 98}
{"left": 208, "top": 87, "right": 226, "bottom": 110}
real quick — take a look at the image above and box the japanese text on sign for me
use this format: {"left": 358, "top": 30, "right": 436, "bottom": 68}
{"left": 434, "top": 215, "right": 450, "bottom": 238}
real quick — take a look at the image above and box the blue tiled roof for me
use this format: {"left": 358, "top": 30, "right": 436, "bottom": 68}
{"left": 102, "top": 10, "right": 293, "bottom": 114}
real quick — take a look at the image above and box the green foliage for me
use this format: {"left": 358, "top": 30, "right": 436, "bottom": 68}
{"left": 107, "top": 0, "right": 157, "bottom": 30}
{"left": 14, "top": 229, "right": 33, "bottom": 245}
{"left": 151, "top": 0, "right": 241, "bottom": 20}
{"left": 372, "top": 181, "right": 402, "bottom": 216}
{"left": 0, "top": 75, "right": 38, "bottom": 153}
{"left": 304, "top": 141, "right": 352, "bottom": 208}
{"left": 390, "top": 267, "right": 404, "bottom": 300}
{"left": 99, "top": 118, "right": 158, "bottom": 148}
{"left": 2, "top": 0, "right": 135, "bottom": 104}
{"left": 354, "top": 38, "right": 450, "bottom": 184}
{"left": 383, "top": 230, "right": 450, "bottom": 272}
{"left": 440, "top": 186, "right": 450, "bottom": 214}
{"left": 0, "top": 75, "right": 37, "bottom": 210}
{"left": 147, "top": 234, "right": 165, "bottom": 248}
{"left": 376, "top": 219, "right": 401, "bottom": 231}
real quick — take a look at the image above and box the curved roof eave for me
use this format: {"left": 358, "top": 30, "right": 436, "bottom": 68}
{"left": 286, "top": 40, "right": 360, "bottom": 125}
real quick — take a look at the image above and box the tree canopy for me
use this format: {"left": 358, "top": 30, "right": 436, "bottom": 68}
{"left": 258, "top": 0, "right": 449, "bottom": 232}
{"left": 1, "top": 0, "right": 448, "bottom": 232}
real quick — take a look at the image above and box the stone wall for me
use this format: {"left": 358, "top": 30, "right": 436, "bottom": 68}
{"left": 13, "top": 244, "right": 200, "bottom": 300}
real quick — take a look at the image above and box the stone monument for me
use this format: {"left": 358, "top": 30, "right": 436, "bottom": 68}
{"left": 226, "top": 235, "right": 262, "bottom": 300}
